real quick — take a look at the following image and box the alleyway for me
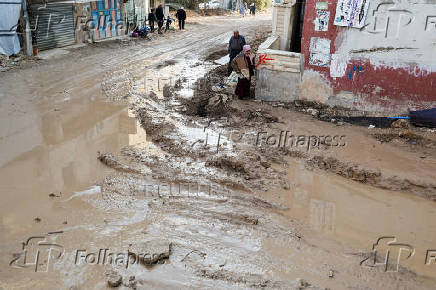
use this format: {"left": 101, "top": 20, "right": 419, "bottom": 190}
{"left": 1, "top": 12, "right": 436, "bottom": 289}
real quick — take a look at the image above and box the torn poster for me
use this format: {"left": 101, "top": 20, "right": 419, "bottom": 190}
{"left": 309, "top": 37, "right": 331, "bottom": 67}
{"left": 315, "top": 10, "right": 330, "bottom": 31}
{"left": 315, "top": 1, "right": 328, "bottom": 10}
{"left": 333, "top": 0, "right": 370, "bottom": 28}
{"left": 330, "top": 54, "right": 349, "bottom": 77}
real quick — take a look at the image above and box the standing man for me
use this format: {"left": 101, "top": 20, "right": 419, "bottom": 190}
{"left": 176, "top": 7, "right": 186, "bottom": 30}
{"left": 227, "top": 30, "right": 246, "bottom": 76}
{"left": 148, "top": 9, "right": 156, "bottom": 33}
{"left": 155, "top": 4, "right": 164, "bottom": 34}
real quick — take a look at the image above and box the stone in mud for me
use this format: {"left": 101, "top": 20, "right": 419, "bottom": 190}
{"left": 391, "top": 119, "right": 409, "bottom": 129}
{"left": 306, "top": 108, "right": 319, "bottom": 117}
{"left": 127, "top": 275, "right": 137, "bottom": 288}
{"left": 208, "top": 94, "right": 229, "bottom": 107}
{"left": 106, "top": 270, "right": 122, "bottom": 287}
{"left": 294, "top": 278, "right": 310, "bottom": 289}
{"left": 129, "top": 239, "right": 172, "bottom": 265}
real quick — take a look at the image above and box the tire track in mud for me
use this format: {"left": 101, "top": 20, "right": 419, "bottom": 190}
{"left": 99, "top": 19, "right": 268, "bottom": 101}
{"left": 92, "top": 17, "right": 436, "bottom": 290}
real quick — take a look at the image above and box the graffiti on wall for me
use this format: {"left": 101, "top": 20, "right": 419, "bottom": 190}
{"left": 309, "top": 37, "right": 331, "bottom": 67}
{"left": 334, "top": 0, "right": 371, "bottom": 28}
{"left": 256, "top": 54, "right": 275, "bottom": 69}
{"left": 315, "top": 10, "right": 330, "bottom": 31}
{"left": 348, "top": 65, "right": 364, "bottom": 80}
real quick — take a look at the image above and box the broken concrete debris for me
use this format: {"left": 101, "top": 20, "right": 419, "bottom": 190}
{"left": 106, "top": 270, "right": 122, "bottom": 287}
{"left": 391, "top": 118, "right": 410, "bottom": 129}
{"left": 128, "top": 239, "right": 172, "bottom": 265}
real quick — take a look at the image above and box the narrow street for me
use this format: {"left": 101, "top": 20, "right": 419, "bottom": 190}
{"left": 1, "top": 11, "right": 436, "bottom": 290}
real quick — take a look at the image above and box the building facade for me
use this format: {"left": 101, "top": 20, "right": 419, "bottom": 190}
{"left": 257, "top": 0, "right": 436, "bottom": 113}
{"left": 300, "top": 0, "right": 436, "bottom": 113}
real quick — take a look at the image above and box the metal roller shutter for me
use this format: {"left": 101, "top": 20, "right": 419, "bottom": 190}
{"left": 30, "top": 3, "right": 75, "bottom": 51}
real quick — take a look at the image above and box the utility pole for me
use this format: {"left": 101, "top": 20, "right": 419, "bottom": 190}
{"left": 21, "top": 0, "right": 32, "bottom": 55}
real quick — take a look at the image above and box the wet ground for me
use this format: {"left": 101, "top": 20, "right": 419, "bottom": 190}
{"left": 1, "top": 12, "right": 436, "bottom": 290}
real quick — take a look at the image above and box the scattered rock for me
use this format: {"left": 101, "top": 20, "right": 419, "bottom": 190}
{"left": 399, "top": 129, "right": 418, "bottom": 140}
{"left": 391, "top": 118, "right": 409, "bottom": 129}
{"left": 106, "top": 270, "right": 122, "bottom": 287}
{"left": 129, "top": 239, "right": 172, "bottom": 265}
{"left": 307, "top": 108, "right": 319, "bottom": 117}
{"left": 328, "top": 269, "right": 334, "bottom": 278}
{"left": 295, "top": 278, "right": 310, "bottom": 289}
{"left": 127, "top": 275, "right": 137, "bottom": 288}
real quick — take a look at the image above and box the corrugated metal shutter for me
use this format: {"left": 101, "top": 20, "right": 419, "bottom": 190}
{"left": 30, "top": 3, "right": 75, "bottom": 51}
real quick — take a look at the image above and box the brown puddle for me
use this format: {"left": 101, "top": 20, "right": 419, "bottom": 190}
{"left": 261, "top": 158, "right": 436, "bottom": 279}
{"left": 0, "top": 95, "right": 146, "bottom": 244}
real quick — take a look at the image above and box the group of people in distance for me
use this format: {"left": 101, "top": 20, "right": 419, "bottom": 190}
{"left": 144, "top": 7, "right": 254, "bottom": 100}
{"left": 240, "top": 2, "right": 256, "bottom": 16}
{"left": 147, "top": 5, "right": 187, "bottom": 34}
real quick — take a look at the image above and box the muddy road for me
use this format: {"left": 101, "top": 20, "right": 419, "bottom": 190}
{"left": 1, "top": 13, "right": 436, "bottom": 290}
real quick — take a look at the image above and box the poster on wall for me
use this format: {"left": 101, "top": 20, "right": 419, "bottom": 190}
{"left": 333, "top": 0, "right": 370, "bottom": 28}
{"left": 309, "top": 37, "right": 331, "bottom": 67}
{"left": 315, "top": 10, "right": 330, "bottom": 31}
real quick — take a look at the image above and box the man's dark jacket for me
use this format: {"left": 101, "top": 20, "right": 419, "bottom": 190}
{"left": 148, "top": 12, "right": 156, "bottom": 22}
{"left": 176, "top": 9, "right": 186, "bottom": 20}
{"left": 155, "top": 6, "right": 164, "bottom": 21}
{"left": 228, "top": 35, "right": 246, "bottom": 56}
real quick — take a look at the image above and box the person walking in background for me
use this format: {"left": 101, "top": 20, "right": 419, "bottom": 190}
{"left": 148, "top": 9, "right": 156, "bottom": 33}
{"left": 240, "top": 2, "right": 245, "bottom": 16}
{"left": 227, "top": 30, "right": 246, "bottom": 76}
{"left": 165, "top": 14, "right": 173, "bottom": 31}
{"left": 176, "top": 7, "right": 186, "bottom": 30}
{"left": 231, "top": 44, "right": 254, "bottom": 99}
{"left": 155, "top": 4, "right": 164, "bottom": 34}
{"left": 250, "top": 2, "right": 256, "bottom": 15}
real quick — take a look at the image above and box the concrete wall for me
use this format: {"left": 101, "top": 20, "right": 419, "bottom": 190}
{"left": 272, "top": 2, "right": 296, "bottom": 50}
{"left": 255, "top": 35, "right": 302, "bottom": 101}
{"left": 300, "top": 0, "right": 436, "bottom": 113}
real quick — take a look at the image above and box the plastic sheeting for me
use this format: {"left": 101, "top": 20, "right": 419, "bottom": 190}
{"left": 0, "top": 0, "right": 22, "bottom": 56}
{"left": 410, "top": 108, "right": 436, "bottom": 128}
